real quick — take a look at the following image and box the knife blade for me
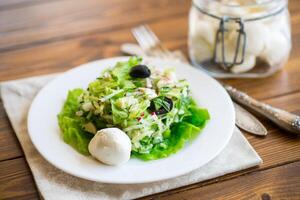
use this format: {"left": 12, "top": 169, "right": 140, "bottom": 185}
{"left": 120, "top": 43, "right": 268, "bottom": 136}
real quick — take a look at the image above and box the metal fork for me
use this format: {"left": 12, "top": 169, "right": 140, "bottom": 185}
{"left": 131, "top": 25, "right": 300, "bottom": 135}
{"left": 132, "top": 25, "right": 187, "bottom": 62}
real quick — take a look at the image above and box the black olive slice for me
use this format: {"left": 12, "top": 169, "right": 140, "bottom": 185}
{"left": 149, "top": 97, "right": 173, "bottom": 115}
{"left": 129, "top": 65, "right": 151, "bottom": 78}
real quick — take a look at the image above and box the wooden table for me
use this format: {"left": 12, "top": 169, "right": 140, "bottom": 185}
{"left": 0, "top": 0, "right": 299, "bottom": 199}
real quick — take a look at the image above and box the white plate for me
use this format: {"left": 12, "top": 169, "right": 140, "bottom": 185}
{"left": 28, "top": 57, "right": 235, "bottom": 184}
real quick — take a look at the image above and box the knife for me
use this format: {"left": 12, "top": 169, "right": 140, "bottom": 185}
{"left": 120, "top": 43, "right": 268, "bottom": 136}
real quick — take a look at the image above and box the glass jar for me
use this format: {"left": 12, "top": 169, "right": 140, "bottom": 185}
{"left": 188, "top": 0, "right": 291, "bottom": 78}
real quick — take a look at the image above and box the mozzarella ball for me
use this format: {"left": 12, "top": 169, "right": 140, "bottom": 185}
{"left": 189, "top": 9, "right": 217, "bottom": 64}
{"left": 225, "top": 21, "right": 269, "bottom": 57}
{"left": 260, "top": 31, "right": 290, "bottom": 66}
{"left": 215, "top": 39, "right": 241, "bottom": 64}
{"left": 242, "top": 22, "right": 269, "bottom": 56}
{"left": 88, "top": 128, "right": 131, "bottom": 166}
{"left": 189, "top": 7, "right": 201, "bottom": 36}
{"left": 215, "top": 42, "right": 256, "bottom": 73}
{"left": 189, "top": 36, "right": 214, "bottom": 63}
{"left": 231, "top": 54, "right": 256, "bottom": 73}
{"left": 268, "top": 12, "right": 290, "bottom": 38}
{"left": 191, "top": 20, "right": 216, "bottom": 46}
{"left": 218, "top": 3, "right": 246, "bottom": 17}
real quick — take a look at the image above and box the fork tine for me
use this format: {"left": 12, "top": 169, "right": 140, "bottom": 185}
{"left": 132, "top": 25, "right": 179, "bottom": 60}
{"left": 140, "top": 26, "right": 172, "bottom": 59}
{"left": 133, "top": 26, "right": 164, "bottom": 58}
{"left": 137, "top": 26, "right": 155, "bottom": 49}
{"left": 136, "top": 26, "right": 151, "bottom": 50}
{"left": 141, "top": 26, "right": 158, "bottom": 48}
{"left": 140, "top": 25, "right": 163, "bottom": 52}
{"left": 144, "top": 25, "right": 160, "bottom": 45}
{"left": 132, "top": 27, "right": 149, "bottom": 50}
{"left": 142, "top": 26, "right": 176, "bottom": 59}
{"left": 142, "top": 26, "right": 170, "bottom": 52}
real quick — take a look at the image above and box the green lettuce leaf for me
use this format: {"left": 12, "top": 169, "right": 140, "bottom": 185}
{"left": 183, "top": 106, "right": 210, "bottom": 128}
{"left": 57, "top": 89, "right": 93, "bottom": 155}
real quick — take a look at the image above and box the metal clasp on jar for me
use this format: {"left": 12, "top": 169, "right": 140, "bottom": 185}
{"left": 213, "top": 17, "right": 247, "bottom": 70}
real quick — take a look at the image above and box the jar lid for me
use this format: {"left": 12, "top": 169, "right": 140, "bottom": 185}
{"left": 192, "top": 0, "right": 287, "bottom": 21}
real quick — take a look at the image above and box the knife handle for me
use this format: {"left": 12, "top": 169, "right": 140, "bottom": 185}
{"left": 224, "top": 85, "right": 300, "bottom": 135}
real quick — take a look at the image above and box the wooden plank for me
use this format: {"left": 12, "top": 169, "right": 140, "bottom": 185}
{"left": 245, "top": 92, "right": 300, "bottom": 168}
{"left": 143, "top": 161, "right": 300, "bottom": 200}
{"left": 0, "top": 101, "right": 23, "bottom": 161}
{"left": 0, "top": 15, "right": 188, "bottom": 81}
{"left": 0, "top": 0, "right": 59, "bottom": 13}
{"left": 0, "top": 0, "right": 41, "bottom": 8}
{"left": 1, "top": 12, "right": 300, "bottom": 100}
{"left": 0, "top": 0, "right": 299, "bottom": 53}
{"left": 1, "top": 158, "right": 299, "bottom": 200}
{"left": 0, "top": 158, "right": 38, "bottom": 200}
{"left": 0, "top": 0, "right": 300, "bottom": 99}
{"left": 0, "top": 0, "right": 189, "bottom": 51}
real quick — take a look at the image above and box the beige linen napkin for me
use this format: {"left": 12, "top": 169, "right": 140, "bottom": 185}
{"left": 0, "top": 74, "right": 262, "bottom": 200}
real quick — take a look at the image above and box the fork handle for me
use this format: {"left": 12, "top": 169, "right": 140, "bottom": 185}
{"left": 224, "top": 85, "right": 300, "bottom": 135}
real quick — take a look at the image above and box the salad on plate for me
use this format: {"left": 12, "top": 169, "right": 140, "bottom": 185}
{"left": 58, "top": 57, "right": 209, "bottom": 165}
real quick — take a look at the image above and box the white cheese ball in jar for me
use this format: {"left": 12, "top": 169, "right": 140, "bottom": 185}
{"left": 188, "top": 0, "right": 291, "bottom": 77}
